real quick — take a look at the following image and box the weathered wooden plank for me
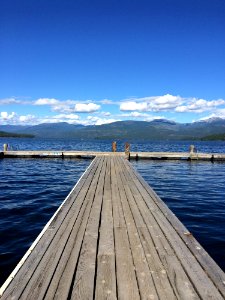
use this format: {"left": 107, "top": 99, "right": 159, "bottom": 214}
{"left": 45, "top": 157, "right": 106, "bottom": 300}
{"left": 111, "top": 157, "right": 126, "bottom": 229}
{"left": 1, "top": 157, "right": 100, "bottom": 300}
{"left": 111, "top": 157, "right": 140, "bottom": 300}
{"left": 120, "top": 158, "right": 199, "bottom": 299}
{"left": 123, "top": 158, "right": 225, "bottom": 299}
{"left": 95, "top": 157, "right": 117, "bottom": 300}
{"left": 115, "top": 157, "right": 159, "bottom": 300}
{"left": 70, "top": 157, "right": 107, "bottom": 299}
{"left": 18, "top": 157, "right": 105, "bottom": 300}
{"left": 127, "top": 161, "right": 225, "bottom": 298}
{"left": 117, "top": 157, "right": 176, "bottom": 300}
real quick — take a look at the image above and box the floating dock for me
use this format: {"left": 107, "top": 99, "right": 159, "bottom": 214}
{"left": 1, "top": 156, "right": 225, "bottom": 299}
{"left": 1, "top": 150, "right": 225, "bottom": 161}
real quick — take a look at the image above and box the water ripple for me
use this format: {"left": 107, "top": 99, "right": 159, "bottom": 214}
{"left": 0, "top": 158, "right": 90, "bottom": 285}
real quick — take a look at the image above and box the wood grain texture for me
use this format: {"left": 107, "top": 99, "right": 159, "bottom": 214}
{"left": 115, "top": 157, "right": 159, "bottom": 300}
{"left": 111, "top": 157, "right": 140, "bottom": 300}
{"left": 71, "top": 158, "right": 107, "bottom": 300}
{"left": 95, "top": 158, "right": 117, "bottom": 300}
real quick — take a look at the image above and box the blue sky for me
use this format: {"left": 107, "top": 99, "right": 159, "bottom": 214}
{"left": 0, "top": 0, "right": 225, "bottom": 125}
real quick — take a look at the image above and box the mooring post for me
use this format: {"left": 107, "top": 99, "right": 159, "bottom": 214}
{"left": 112, "top": 141, "right": 117, "bottom": 153}
{"left": 125, "top": 142, "right": 130, "bottom": 160}
{"left": 189, "top": 145, "right": 195, "bottom": 154}
{"left": 189, "top": 145, "right": 197, "bottom": 160}
{"left": 135, "top": 153, "right": 139, "bottom": 161}
{"left": 3, "top": 144, "right": 8, "bottom": 152}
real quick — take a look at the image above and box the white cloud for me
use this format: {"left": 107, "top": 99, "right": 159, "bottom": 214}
{"left": 1, "top": 111, "right": 16, "bottom": 120}
{"left": 121, "top": 111, "right": 150, "bottom": 118}
{"left": 120, "top": 101, "right": 148, "bottom": 111}
{"left": 175, "top": 99, "right": 225, "bottom": 113}
{"left": 54, "top": 114, "right": 79, "bottom": 120}
{"left": 196, "top": 109, "right": 225, "bottom": 122}
{"left": 120, "top": 94, "right": 225, "bottom": 114}
{"left": 51, "top": 104, "right": 74, "bottom": 113}
{"left": 102, "top": 112, "right": 111, "bottom": 116}
{"left": 120, "top": 94, "right": 183, "bottom": 112}
{"left": 34, "top": 98, "right": 59, "bottom": 105}
{"left": 151, "top": 94, "right": 182, "bottom": 110}
{"left": 86, "top": 116, "right": 119, "bottom": 125}
{"left": 33, "top": 98, "right": 101, "bottom": 114}
{"left": 74, "top": 103, "right": 101, "bottom": 113}
{"left": 19, "top": 115, "right": 36, "bottom": 123}
{"left": 0, "top": 111, "right": 38, "bottom": 125}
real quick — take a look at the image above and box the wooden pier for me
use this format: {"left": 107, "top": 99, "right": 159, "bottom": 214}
{"left": 1, "top": 150, "right": 225, "bottom": 161}
{"left": 1, "top": 156, "right": 225, "bottom": 299}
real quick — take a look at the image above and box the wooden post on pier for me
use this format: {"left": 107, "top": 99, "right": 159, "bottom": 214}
{"left": 125, "top": 142, "right": 130, "bottom": 160}
{"left": 3, "top": 144, "right": 8, "bottom": 152}
{"left": 189, "top": 144, "right": 197, "bottom": 160}
{"left": 189, "top": 145, "right": 195, "bottom": 154}
{"left": 112, "top": 141, "right": 117, "bottom": 152}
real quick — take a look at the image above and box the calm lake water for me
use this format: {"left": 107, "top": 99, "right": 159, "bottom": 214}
{"left": 0, "top": 138, "right": 225, "bottom": 286}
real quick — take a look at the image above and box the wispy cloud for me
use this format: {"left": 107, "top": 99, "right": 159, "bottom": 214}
{"left": 0, "top": 98, "right": 19, "bottom": 105}
{"left": 175, "top": 99, "right": 225, "bottom": 113}
{"left": 101, "top": 112, "right": 111, "bottom": 116}
{"left": 196, "top": 108, "right": 225, "bottom": 122}
{"left": 0, "top": 98, "right": 30, "bottom": 105}
{"left": 34, "top": 98, "right": 59, "bottom": 105}
{"left": 120, "top": 111, "right": 150, "bottom": 118}
{"left": 53, "top": 113, "right": 80, "bottom": 120}
{"left": 86, "top": 116, "right": 119, "bottom": 125}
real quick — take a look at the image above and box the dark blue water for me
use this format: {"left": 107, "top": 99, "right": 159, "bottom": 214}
{"left": 0, "top": 138, "right": 225, "bottom": 286}
{"left": 2, "top": 137, "right": 225, "bottom": 153}
{"left": 0, "top": 157, "right": 91, "bottom": 285}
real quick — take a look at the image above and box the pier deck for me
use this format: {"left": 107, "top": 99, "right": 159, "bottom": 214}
{"left": 1, "top": 156, "right": 225, "bottom": 299}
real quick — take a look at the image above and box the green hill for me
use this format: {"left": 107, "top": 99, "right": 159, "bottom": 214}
{"left": 201, "top": 133, "right": 225, "bottom": 141}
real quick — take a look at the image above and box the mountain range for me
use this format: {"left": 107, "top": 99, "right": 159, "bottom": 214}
{"left": 1, "top": 118, "right": 225, "bottom": 140}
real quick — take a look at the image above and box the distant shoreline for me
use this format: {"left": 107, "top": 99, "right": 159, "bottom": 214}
{"left": 0, "top": 131, "right": 34, "bottom": 138}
